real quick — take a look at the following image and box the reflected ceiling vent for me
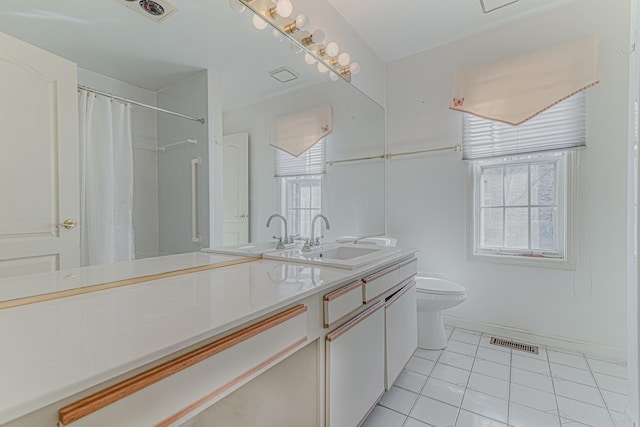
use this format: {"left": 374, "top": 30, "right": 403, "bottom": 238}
{"left": 269, "top": 67, "right": 299, "bottom": 83}
{"left": 115, "top": 0, "right": 178, "bottom": 23}
{"left": 480, "top": 0, "right": 519, "bottom": 13}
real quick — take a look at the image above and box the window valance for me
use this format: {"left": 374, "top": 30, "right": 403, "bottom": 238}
{"left": 449, "top": 38, "right": 599, "bottom": 125}
{"left": 270, "top": 105, "right": 333, "bottom": 157}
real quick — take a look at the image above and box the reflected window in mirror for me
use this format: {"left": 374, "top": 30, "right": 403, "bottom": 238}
{"left": 275, "top": 139, "right": 325, "bottom": 239}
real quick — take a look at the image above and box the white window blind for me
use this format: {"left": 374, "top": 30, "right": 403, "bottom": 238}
{"left": 462, "top": 91, "right": 586, "bottom": 160}
{"left": 274, "top": 139, "right": 325, "bottom": 177}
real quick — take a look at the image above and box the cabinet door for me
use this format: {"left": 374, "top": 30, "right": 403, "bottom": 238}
{"left": 326, "top": 301, "right": 385, "bottom": 427}
{"left": 385, "top": 281, "right": 417, "bottom": 389}
{"left": 0, "top": 32, "right": 80, "bottom": 276}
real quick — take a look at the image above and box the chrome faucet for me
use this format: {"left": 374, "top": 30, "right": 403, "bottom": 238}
{"left": 266, "top": 214, "right": 289, "bottom": 249}
{"left": 304, "top": 214, "right": 330, "bottom": 251}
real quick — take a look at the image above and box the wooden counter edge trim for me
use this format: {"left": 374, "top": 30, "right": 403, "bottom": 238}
{"left": 385, "top": 280, "right": 416, "bottom": 308}
{"left": 364, "top": 274, "right": 416, "bottom": 305}
{"left": 0, "top": 257, "right": 260, "bottom": 311}
{"left": 326, "top": 301, "right": 384, "bottom": 342}
{"left": 361, "top": 257, "right": 416, "bottom": 283}
{"left": 58, "top": 304, "right": 308, "bottom": 426}
{"left": 156, "top": 336, "right": 308, "bottom": 427}
{"left": 323, "top": 280, "right": 362, "bottom": 301}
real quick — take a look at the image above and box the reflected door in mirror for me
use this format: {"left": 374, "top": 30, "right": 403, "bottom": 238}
{"left": 223, "top": 132, "right": 249, "bottom": 246}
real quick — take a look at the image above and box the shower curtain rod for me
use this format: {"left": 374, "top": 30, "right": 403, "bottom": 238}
{"left": 78, "top": 85, "right": 206, "bottom": 124}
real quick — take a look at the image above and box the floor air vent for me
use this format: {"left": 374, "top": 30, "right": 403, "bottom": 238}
{"left": 490, "top": 337, "right": 539, "bottom": 354}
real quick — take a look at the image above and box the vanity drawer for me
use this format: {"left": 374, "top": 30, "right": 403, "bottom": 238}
{"left": 362, "top": 258, "right": 417, "bottom": 304}
{"left": 59, "top": 305, "right": 308, "bottom": 427}
{"left": 323, "top": 280, "right": 364, "bottom": 328}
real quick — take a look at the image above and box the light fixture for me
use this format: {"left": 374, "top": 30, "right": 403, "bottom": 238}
{"left": 232, "top": 0, "right": 361, "bottom": 82}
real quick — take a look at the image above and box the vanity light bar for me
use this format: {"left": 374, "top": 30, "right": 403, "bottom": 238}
{"left": 231, "top": 0, "right": 359, "bottom": 83}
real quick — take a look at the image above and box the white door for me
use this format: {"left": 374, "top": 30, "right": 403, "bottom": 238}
{"left": 222, "top": 133, "right": 249, "bottom": 246}
{"left": 0, "top": 32, "right": 80, "bottom": 277}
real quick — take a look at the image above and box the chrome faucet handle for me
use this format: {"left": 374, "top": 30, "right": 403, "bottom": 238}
{"left": 302, "top": 240, "right": 311, "bottom": 252}
{"left": 314, "top": 237, "right": 321, "bottom": 246}
{"left": 273, "top": 236, "right": 285, "bottom": 250}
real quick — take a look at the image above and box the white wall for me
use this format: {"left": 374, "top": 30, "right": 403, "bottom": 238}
{"left": 223, "top": 79, "right": 385, "bottom": 242}
{"left": 386, "top": 0, "right": 631, "bottom": 354}
{"left": 77, "top": 69, "right": 160, "bottom": 259}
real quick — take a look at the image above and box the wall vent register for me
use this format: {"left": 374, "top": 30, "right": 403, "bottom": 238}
{"left": 490, "top": 337, "right": 539, "bottom": 354}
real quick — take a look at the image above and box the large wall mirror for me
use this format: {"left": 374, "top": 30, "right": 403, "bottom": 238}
{"left": 0, "top": 0, "right": 385, "bottom": 299}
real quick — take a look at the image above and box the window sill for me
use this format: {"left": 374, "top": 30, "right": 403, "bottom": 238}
{"left": 469, "top": 252, "right": 576, "bottom": 270}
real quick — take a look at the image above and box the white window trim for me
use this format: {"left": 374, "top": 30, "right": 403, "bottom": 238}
{"left": 466, "top": 150, "right": 578, "bottom": 269}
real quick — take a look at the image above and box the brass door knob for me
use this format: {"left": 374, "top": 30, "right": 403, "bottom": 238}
{"left": 57, "top": 219, "right": 77, "bottom": 230}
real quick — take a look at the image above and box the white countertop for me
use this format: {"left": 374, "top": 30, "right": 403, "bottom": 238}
{"left": 0, "top": 250, "right": 415, "bottom": 424}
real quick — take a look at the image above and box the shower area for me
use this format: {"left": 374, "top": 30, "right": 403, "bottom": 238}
{"left": 77, "top": 68, "right": 212, "bottom": 266}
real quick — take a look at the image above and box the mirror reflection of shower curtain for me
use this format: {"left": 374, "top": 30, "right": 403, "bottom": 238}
{"left": 78, "top": 90, "right": 134, "bottom": 266}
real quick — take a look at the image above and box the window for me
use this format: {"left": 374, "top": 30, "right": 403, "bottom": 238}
{"left": 465, "top": 94, "right": 584, "bottom": 268}
{"left": 274, "top": 139, "right": 325, "bottom": 238}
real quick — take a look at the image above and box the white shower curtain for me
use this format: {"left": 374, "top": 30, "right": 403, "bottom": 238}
{"left": 78, "top": 90, "right": 134, "bottom": 266}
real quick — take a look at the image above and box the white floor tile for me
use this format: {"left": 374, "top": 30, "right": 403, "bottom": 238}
{"left": 594, "top": 373, "right": 628, "bottom": 395}
{"left": 467, "top": 372, "right": 509, "bottom": 400}
{"left": 475, "top": 347, "right": 511, "bottom": 366}
{"left": 410, "top": 396, "right": 459, "bottom": 427}
{"left": 379, "top": 386, "right": 419, "bottom": 415}
{"left": 553, "top": 378, "right": 604, "bottom": 407}
{"left": 395, "top": 369, "right": 428, "bottom": 393}
{"left": 548, "top": 350, "right": 589, "bottom": 370}
{"left": 362, "top": 405, "right": 407, "bottom": 427}
{"left": 587, "top": 358, "right": 627, "bottom": 380}
{"left": 556, "top": 396, "right": 614, "bottom": 427}
{"left": 421, "top": 377, "right": 465, "bottom": 407}
{"left": 450, "top": 329, "right": 482, "bottom": 345}
{"left": 460, "top": 389, "right": 508, "bottom": 424}
{"left": 446, "top": 340, "right": 479, "bottom": 357}
{"left": 550, "top": 363, "right": 597, "bottom": 387}
{"left": 455, "top": 409, "right": 507, "bottom": 427}
{"left": 472, "top": 359, "right": 510, "bottom": 381}
{"left": 509, "top": 402, "right": 561, "bottom": 427}
{"left": 439, "top": 350, "right": 475, "bottom": 371}
{"left": 512, "top": 353, "right": 550, "bottom": 375}
{"left": 406, "top": 356, "right": 436, "bottom": 376}
{"left": 404, "top": 418, "right": 432, "bottom": 427}
{"left": 509, "top": 383, "right": 557, "bottom": 413}
{"left": 601, "top": 389, "right": 628, "bottom": 414}
{"left": 431, "top": 363, "right": 472, "bottom": 386}
{"left": 611, "top": 411, "right": 634, "bottom": 427}
{"left": 511, "top": 367, "right": 555, "bottom": 394}
{"left": 415, "top": 348, "right": 443, "bottom": 362}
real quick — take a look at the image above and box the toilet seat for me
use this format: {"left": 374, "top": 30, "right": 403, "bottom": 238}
{"left": 416, "top": 278, "right": 465, "bottom": 295}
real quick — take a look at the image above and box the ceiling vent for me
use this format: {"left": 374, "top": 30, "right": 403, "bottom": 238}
{"left": 114, "top": 0, "right": 178, "bottom": 23}
{"left": 269, "top": 67, "right": 299, "bottom": 83}
{"left": 480, "top": 0, "right": 519, "bottom": 13}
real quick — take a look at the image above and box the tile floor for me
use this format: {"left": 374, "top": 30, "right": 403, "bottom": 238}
{"left": 363, "top": 327, "right": 632, "bottom": 427}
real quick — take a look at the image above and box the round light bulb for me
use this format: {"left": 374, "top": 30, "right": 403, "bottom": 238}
{"left": 311, "top": 29, "right": 325, "bottom": 45}
{"left": 272, "top": 28, "right": 283, "bottom": 40}
{"left": 228, "top": 0, "right": 245, "bottom": 13}
{"left": 349, "top": 62, "right": 360, "bottom": 75}
{"left": 329, "top": 72, "right": 339, "bottom": 81}
{"left": 275, "top": 0, "right": 293, "bottom": 18}
{"left": 295, "top": 14, "right": 309, "bottom": 31}
{"left": 252, "top": 14, "right": 268, "bottom": 30}
{"left": 338, "top": 51, "right": 351, "bottom": 67}
{"left": 326, "top": 41, "right": 340, "bottom": 57}
{"left": 317, "top": 63, "right": 328, "bottom": 73}
{"left": 290, "top": 43, "right": 302, "bottom": 54}
{"left": 304, "top": 53, "right": 317, "bottom": 65}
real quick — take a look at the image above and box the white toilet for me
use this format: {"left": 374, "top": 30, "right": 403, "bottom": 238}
{"left": 416, "top": 277, "right": 466, "bottom": 350}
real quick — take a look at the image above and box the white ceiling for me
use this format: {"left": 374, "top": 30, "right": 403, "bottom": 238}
{"left": 327, "top": 0, "right": 581, "bottom": 62}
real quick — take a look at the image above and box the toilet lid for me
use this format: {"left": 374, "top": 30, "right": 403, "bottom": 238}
{"left": 416, "top": 278, "right": 466, "bottom": 295}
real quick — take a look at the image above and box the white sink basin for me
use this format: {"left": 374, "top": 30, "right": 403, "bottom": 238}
{"left": 202, "top": 241, "right": 293, "bottom": 257}
{"left": 263, "top": 244, "right": 401, "bottom": 269}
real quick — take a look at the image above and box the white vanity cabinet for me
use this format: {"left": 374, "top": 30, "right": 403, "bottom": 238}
{"left": 325, "top": 301, "right": 385, "bottom": 427}
{"left": 385, "top": 280, "right": 418, "bottom": 389}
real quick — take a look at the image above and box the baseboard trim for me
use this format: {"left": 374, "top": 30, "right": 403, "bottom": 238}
{"left": 443, "top": 315, "right": 626, "bottom": 362}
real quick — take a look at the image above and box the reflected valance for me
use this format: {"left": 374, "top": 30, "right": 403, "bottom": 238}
{"left": 270, "top": 105, "right": 333, "bottom": 157}
{"left": 449, "top": 38, "right": 599, "bottom": 125}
